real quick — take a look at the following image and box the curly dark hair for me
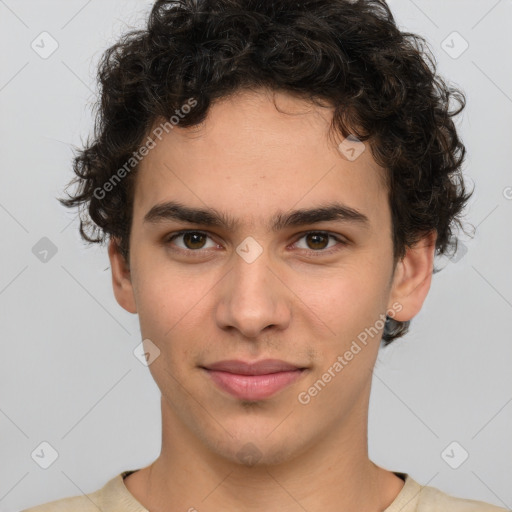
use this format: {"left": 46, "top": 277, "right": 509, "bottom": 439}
{"left": 59, "top": 0, "right": 474, "bottom": 346}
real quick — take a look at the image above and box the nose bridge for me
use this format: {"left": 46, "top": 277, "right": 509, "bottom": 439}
{"left": 215, "top": 244, "right": 290, "bottom": 337}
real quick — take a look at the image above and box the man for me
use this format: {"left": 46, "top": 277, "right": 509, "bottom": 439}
{"left": 22, "top": 0, "right": 508, "bottom": 511}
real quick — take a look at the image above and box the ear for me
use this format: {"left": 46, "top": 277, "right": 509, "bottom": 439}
{"left": 108, "top": 238, "right": 137, "bottom": 314}
{"left": 387, "top": 230, "right": 437, "bottom": 322}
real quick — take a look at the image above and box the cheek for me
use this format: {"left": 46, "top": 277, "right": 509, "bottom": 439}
{"left": 132, "top": 264, "right": 215, "bottom": 366}
{"left": 133, "top": 254, "right": 206, "bottom": 328}
{"left": 290, "top": 264, "right": 388, "bottom": 339}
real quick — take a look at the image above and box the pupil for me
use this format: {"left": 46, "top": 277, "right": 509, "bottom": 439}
{"left": 307, "top": 233, "right": 327, "bottom": 250}
{"left": 184, "top": 232, "right": 205, "bottom": 249}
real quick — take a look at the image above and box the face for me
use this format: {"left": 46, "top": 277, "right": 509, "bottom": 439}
{"left": 110, "top": 88, "right": 435, "bottom": 467}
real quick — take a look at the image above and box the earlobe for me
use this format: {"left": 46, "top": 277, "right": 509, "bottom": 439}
{"left": 387, "top": 230, "right": 437, "bottom": 323}
{"left": 108, "top": 238, "right": 137, "bottom": 314}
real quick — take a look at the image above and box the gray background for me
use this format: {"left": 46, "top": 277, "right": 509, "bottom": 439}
{"left": 1, "top": 1, "right": 511, "bottom": 510}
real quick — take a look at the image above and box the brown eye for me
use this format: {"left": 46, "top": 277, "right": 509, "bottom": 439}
{"left": 305, "top": 233, "right": 329, "bottom": 250}
{"left": 182, "top": 232, "right": 207, "bottom": 249}
{"left": 166, "top": 231, "right": 216, "bottom": 251}
{"left": 293, "top": 231, "right": 347, "bottom": 254}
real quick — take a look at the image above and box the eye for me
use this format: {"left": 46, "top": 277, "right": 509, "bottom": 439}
{"left": 163, "top": 230, "right": 347, "bottom": 256}
{"left": 165, "top": 231, "right": 218, "bottom": 251}
{"left": 292, "top": 231, "right": 347, "bottom": 253}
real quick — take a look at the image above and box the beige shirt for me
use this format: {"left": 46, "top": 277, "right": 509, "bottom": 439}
{"left": 21, "top": 470, "right": 509, "bottom": 512}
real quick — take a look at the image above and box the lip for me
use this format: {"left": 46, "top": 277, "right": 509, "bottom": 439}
{"left": 203, "top": 359, "right": 304, "bottom": 375}
{"left": 201, "top": 359, "right": 307, "bottom": 400}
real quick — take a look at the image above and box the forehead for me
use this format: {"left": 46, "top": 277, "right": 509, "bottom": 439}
{"left": 132, "top": 89, "right": 389, "bottom": 229}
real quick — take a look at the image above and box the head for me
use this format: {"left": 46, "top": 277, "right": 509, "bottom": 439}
{"left": 59, "top": 0, "right": 473, "bottom": 465}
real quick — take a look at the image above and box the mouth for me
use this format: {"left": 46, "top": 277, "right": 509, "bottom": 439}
{"left": 200, "top": 359, "right": 308, "bottom": 401}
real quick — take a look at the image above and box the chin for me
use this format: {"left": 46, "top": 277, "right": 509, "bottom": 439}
{"left": 204, "top": 426, "right": 308, "bottom": 468}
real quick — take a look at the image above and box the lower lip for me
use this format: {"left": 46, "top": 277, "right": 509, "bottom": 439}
{"left": 204, "top": 369, "right": 305, "bottom": 400}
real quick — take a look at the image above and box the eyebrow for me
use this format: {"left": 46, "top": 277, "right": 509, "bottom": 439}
{"left": 143, "top": 200, "right": 370, "bottom": 231}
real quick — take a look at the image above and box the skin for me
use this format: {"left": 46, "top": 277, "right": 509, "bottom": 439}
{"left": 109, "top": 87, "right": 436, "bottom": 512}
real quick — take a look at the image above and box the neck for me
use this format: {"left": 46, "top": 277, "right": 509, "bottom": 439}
{"left": 126, "top": 395, "right": 404, "bottom": 512}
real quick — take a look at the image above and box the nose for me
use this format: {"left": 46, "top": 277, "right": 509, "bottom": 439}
{"left": 215, "top": 248, "right": 291, "bottom": 339}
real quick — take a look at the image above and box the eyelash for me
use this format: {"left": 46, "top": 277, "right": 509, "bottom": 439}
{"left": 163, "top": 230, "right": 348, "bottom": 257}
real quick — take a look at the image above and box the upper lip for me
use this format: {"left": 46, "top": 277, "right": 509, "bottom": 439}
{"left": 202, "top": 359, "right": 305, "bottom": 375}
